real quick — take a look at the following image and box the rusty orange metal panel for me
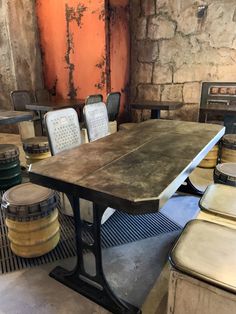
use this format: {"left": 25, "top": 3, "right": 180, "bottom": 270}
{"left": 109, "top": 0, "right": 130, "bottom": 120}
{"left": 36, "top": 0, "right": 106, "bottom": 100}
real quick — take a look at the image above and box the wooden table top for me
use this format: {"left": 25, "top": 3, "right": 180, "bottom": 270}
{"left": 29, "top": 120, "right": 224, "bottom": 214}
{"left": 130, "top": 101, "right": 183, "bottom": 110}
{"left": 0, "top": 111, "right": 33, "bottom": 125}
{"left": 26, "top": 99, "right": 85, "bottom": 112}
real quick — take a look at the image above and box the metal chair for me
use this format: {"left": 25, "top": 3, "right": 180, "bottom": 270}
{"left": 10, "top": 90, "right": 34, "bottom": 111}
{"left": 35, "top": 89, "right": 50, "bottom": 102}
{"left": 44, "top": 108, "right": 81, "bottom": 155}
{"left": 106, "top": 92, "right": 121, "bottom": 121}
{"left": 85, "top": 94, "right": 103, "bottom": 105}
{"left": 83, "top": 102, "right": 109, "bottom": 142}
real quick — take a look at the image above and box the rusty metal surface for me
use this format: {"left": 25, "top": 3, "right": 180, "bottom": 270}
{"left": 30, "top": 120, "right": 224, "bottom": 213}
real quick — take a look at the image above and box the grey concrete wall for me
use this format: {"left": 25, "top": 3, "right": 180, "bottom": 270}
{"left": 0, "top": 0, "right": 43, "bottom": 112}
{"left": 130, "top": 0, "right": 236, "bottom": 122}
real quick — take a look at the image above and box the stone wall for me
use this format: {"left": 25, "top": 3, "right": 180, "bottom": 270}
{"left": 130, "top": 0, "right": 236, "bottom": 122}
{"left": 0, "top": 0, "right": 43, "bottom": 132}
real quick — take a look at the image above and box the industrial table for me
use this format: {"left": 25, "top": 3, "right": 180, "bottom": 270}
{"left": 130, "top": 101, "right": 183, "bottom": 119}
{"left": 0, "top": 110, "right": 33, "bottom": 125}
{"left": 25, "top": 99, "right": 85, "bottom": 134}
{"left": 29, "top": 120, "right": 225, "bottom": 314}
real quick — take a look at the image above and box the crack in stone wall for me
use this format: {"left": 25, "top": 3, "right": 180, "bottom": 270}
{"left": 130, "top": 0, "right": 236, "bottom": 122}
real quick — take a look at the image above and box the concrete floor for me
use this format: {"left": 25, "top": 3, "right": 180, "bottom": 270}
{"left": 0, "top": 194, "right": 200, "bottom": 314}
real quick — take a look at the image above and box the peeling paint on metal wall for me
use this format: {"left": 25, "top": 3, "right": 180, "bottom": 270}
{"left": 65, "top": 3, "right": 87, "bottom": 99}
{"left": 36, "top": 0, "right": 107, "bottom": 101}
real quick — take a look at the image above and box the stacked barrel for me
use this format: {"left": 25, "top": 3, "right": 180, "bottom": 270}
{"left": 1, "top": 183, "right": 60, "bottom": 258}
{"left": 22, "top": 137, "right": 51, "bottom": 168}
{"left": 188, "top": 145, "right": 219, "bottom": 194}
{"left": 198, "top": 145, "right": 219, "bottom": 168}
{"left": 0, "top": 144, "right": 21, "bottom": 191}
{"left": 214, "top": 134, "right": 236, "bottom": 187}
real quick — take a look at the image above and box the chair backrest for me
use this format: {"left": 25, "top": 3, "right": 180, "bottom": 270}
{"left": 85, "top": 94, "right": 103, "bottom": 105}
{"left": 35, "top": 89, "right": 50, "bottom": 102}
{"left": 44, "top": 108, "right": 81, "bottom": 155}
{"left": 83, "top": 102, "right": 109, "bottom": 142}
{"left": 106, "top": 92, "right": 121, "bottom": 121}
{"left": 10, "top": 90, "right": 33, "bottom": 111}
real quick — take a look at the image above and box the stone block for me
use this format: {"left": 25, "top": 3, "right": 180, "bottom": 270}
{"left": 137, "top": 84, "right": 161, "bottom": 101}
{"left": 161, "top": 84, "right": 183, "bottom": 102}
{"left": 138, "top": 40, "right": 158, "bottom": 62}
{"left": 148, "top": 16, "right": 175, "bottom": 40}
{"left": 176, "top": 3, "right": 199, "bottom": 35}
{"left": 174, "top": 64, "right": 218, "bottom": 83}
{"left": 131, "top": 108, "right": 151, "bottom": 122}
{"left": 215, "top": 65, "right": 236, "bottom": 82}
{"left": 183, "top": 82, "right": 201, "bottom": 104}
{"left": 141, "top": 0, "right": 155, "bottom": 16}
{"left": 153, "top": 64, "right": 172, "bottom": 84}
{"left": 159, "top": 33, "right": 191, "bottom": 69}
{"left": 135, "top": 17, "right": 147, "bottom": 40}
{"left": 130, "top": 0, "right": 141, "bottom": 19}
{"left": 135, "top": 63, "right": 153, "bottom": 84}
{"left": 161, "top": 103, "right": 199, "bottom": 122}
{"left": 202, "top": 2, "right": 236, "bottom": 49}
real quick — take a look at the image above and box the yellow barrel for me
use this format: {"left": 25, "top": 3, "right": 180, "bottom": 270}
{"left": 221, "top": 134, "right": 236, "bottom": 163}
{"left": 198, "top": 145, "right": 219, "bottom": 168}
{"left": 22, "top": 137, "right": 51, "bottom": 168}
{"left": 1, "top": 182, "right": 60, "bottom": 258}
{"left": 6, "top": 209, "right": 60, "bottom": 258}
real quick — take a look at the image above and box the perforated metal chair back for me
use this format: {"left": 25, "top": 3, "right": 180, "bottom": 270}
{"left": 44, "top": 108, "right": 81, "bottom": 155}
{"left": 106, "top": 92, "right": 121, "bottom": 121}
{"left": 10, "top": 90, "right": 33, "bottom": 111}
{"left": 35, "top": 89, "right": 50, "bottom": 102}
{"left": 83, "top": 102, "right": 109, "bottom": 142}
{"left": 85, "top": 94, "right": 103, "bottom": 105}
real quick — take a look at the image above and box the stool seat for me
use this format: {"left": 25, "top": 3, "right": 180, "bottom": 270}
{"left": 188, "top": 167, "right": 213, "bottom": 194}
{"left": 170, "top": 220, "right": 236, "bottom": 294}
{"left": 200, "top": 184, "right": 236, "bottom": 219}
{"left": 214, "top": 163, "right": 236, "bottom": 186}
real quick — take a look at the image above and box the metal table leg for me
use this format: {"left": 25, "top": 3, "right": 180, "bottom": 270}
{"left": 50, "top": 193, "right": 141, "bottom": 314}
{"left": 151, "top": 109, "right": 161, "bottom": 119}
{"left": 39, "top": 111, "right": 44, "bottom": 136}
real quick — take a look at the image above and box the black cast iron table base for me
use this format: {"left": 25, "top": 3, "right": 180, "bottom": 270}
{"left": 49, "top": 193, "right": 141, "bottom": 314}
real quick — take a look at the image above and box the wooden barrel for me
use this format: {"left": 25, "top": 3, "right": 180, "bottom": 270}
{"left": 188, "top": 167, "right": 214, "bottom": 194}
{"left": 198, "top": 145, "right": 219, "bottom": 168}
{"left": 221, "top": 134, "right": 236, "bottom": 163}
{"left": 0, "top": 144, "right": 21, "bottom": 191}
{"left": 23, "top": 137, "right": 51, "bottom": 168}
{"left": 1, "top": 182, "right": 60, "bottom": 258}
{"left": 214, "top": 163, "right": 236, "bottom": 187}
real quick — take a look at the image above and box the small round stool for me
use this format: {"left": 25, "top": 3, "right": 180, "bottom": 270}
{"left": 188, "top": 167, "right": 214, "bottom": 194}
{"left": 198, "top": 145, "right": 219, "bottom": 168}
{"left": 214, "top": 163, "right": 236, "bottom": 187}
{"left": 168, "top": 220, "right": 236, "bottom": 314}
{"left": 221, "top": 134, "right": 236, "bottom": 163}
{"left": 1, "top": 182, "right": 60, "bottom": 258}
{"left": 197, "top": 183, "right": 236, "bottom": 229}
{"left": 0, "top": 144, "right": 21, "bottom": 191}
{"left": 23, "top": 137, "right": 51, "bottom": 168}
